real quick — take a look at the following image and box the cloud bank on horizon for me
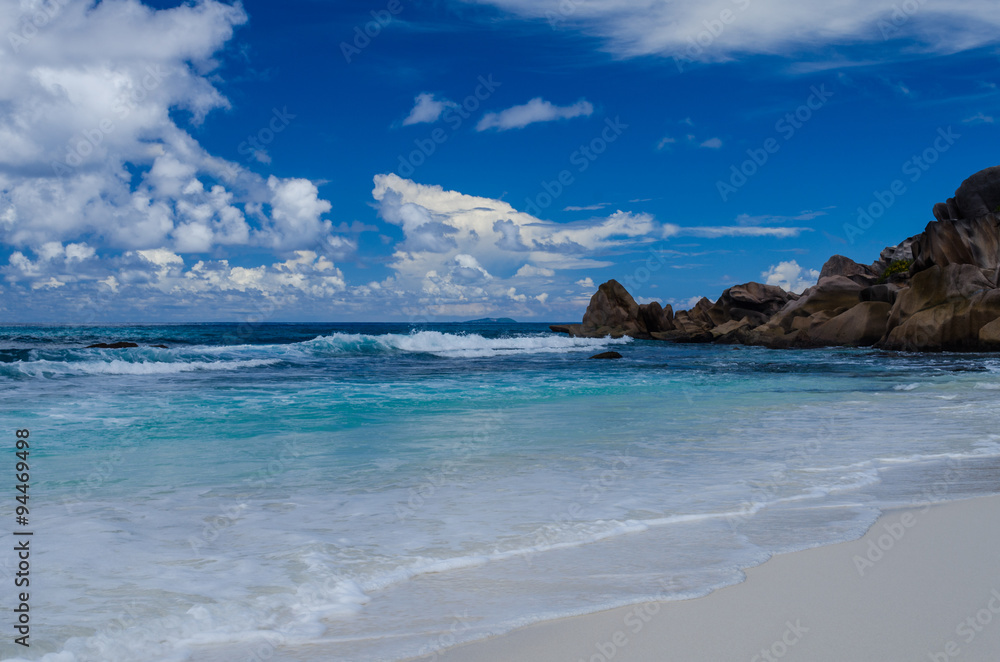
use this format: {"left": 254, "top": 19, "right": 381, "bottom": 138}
{"left": 1, "top": 0, "right": 998, "bottom": 321}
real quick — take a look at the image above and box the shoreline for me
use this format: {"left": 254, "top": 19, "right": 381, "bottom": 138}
{"left": 424, "top": 493, "right": 1000, "bottom": 662}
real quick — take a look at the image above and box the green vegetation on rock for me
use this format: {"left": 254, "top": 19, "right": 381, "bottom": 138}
{"left": 877, "top": 259, "right": 912, "bottom": 284}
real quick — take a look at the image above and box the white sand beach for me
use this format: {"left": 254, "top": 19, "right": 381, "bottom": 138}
{"left": 430, "top": 494, "right": 1000, "bottom": 662}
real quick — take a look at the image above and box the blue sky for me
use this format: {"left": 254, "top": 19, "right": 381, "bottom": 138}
{"left": 1, "top": 0, "right": 999, "bottom": 322}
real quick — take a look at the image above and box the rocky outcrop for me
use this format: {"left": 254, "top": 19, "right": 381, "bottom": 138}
{"left": 705, "top": 282, "right": 797, "bottom": 328}
{"left": 819, "top": 255, "right": 877, "bottom": 286}
{"left": 877, "top": 264, "right": 1000, "bottom": 351}
{"left": 550, "top": 279, "right": 673, "bottom": 339}
{"left": 589, "top": 351, "right": 623, "bottom": 359}
{"left": 86, "top": 342, "right": 140, "bottom": 349}
{"left": 554, "top": 165, "right": 1000, "bottom": 352}
{"left": 807, "top": 302, "right": 892, "bottom": 347}
{"left": 869, "top": 236, "right": 917, "bottom": 277}
{"left": 910, "top": 214, "right": 1000, "bottom": 274}
{"left": 932, "top": 166, "right": 1000, "bottom": 222}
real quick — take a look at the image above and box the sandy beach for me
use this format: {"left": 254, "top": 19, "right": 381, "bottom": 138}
{"left": 431, "top": 494, "right": 1000, "bottom": 662}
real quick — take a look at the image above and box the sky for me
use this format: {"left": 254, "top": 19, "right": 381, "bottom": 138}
{"left": 1, "top": 0, "right": 999, "bottom": 323}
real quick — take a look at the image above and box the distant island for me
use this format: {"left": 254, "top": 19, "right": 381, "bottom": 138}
{"left": 553, "top": 165, "right": 1000, "bottom": 352}
{"left": 462, "top": 318, "right": 518, "bottom": 324}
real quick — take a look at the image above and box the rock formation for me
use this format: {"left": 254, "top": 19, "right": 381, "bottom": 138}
{"left": 552, "top": 165, "right": 1000, "bottom": 352}
{"left": 550, "top": 279, "right": 673, "bottom": 340}
{"left": 932, "top": 166, "right": 1000, "bottom": 222}
{"left": 589, "top": 351, "right": 623, "bottom": 359}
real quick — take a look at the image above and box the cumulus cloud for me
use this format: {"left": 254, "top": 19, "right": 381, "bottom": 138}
{"left": 370, "top": 174, "right": 666, "bottom": 316}
{"left": 477, "top": 98, "right": 593, "bottom": 131}
{"left": 761, "top": 260, "right": 819, "bottom": 293}
{"left": 402, "top": 93, "right": 459, "bottom": 125}
{"left": 492, "top": 218, "right": 530, "bottom": 251}
{"left": 514, "top": 264, "right": 555, "bottom": 278}
{"left": 0, "top": 0, "right": 345, "bottom": 258}
{"left": 465, "top": 0, "right": 1000, "bottom": 62}
{"left": 699, "top": 137, "right": 723, "bottom": 149}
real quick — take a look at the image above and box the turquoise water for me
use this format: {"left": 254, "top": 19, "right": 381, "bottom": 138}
{"left": 2, "top": 323, "right": 1000, "bottom": 661}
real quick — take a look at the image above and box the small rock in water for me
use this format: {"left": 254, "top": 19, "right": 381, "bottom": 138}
{"left": 86, "top": 341, "right": 139, "bottom": 349}
{"left": 589, "top": 351, "right": 623, "bottom": 360}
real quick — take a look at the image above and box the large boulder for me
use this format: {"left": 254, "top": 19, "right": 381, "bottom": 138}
{"left": 551, "top": 280, "right": 674, "bottom": 339}
{"left": 860, "top": 283, "right": 902, "bottom": 305}
{"left": 879, "top": 263, "right": 1000, "bottom": 351}
{"left": 880, "top": 292, "right": 1000, "bottom": 351}
{"left": 910, "top": 214, "right": 1000, "bottom": 274}
{"left": 706, "top": 282, "right": 796, "bottom": 327}
{"left": 807, "top": 302, "right": 892, "bottom": 347}
{"left": 932, "top": 166, "right": 1000, "bottom": 222}
{"left": 819, "top": 255, "right": 877, "bottom": 286}
{"left": 885, "top": 264, "right": 994, "bottom": 330}
{"left": 638, "top": 301, "right": 675, "bottom": 333}
{"left": 581, "top": 279, "right": 640, "bottom": 335}
{"left": 769, "top": 276, "right": 864, "bottom": 332}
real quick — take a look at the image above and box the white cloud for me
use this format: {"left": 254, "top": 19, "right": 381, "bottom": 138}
{"left": 963, "top": 112, "right": 995, "bottom": 125}
{"left": 699, "top": 137, "right": 723, "bottom": 149}
{"left": 261, "top": 176, "right": 333, "bottom": 250}
{"left": 369, "top": 174, "right": 666, "bottom": 315}
{"left": 662, "top": 225, "right": 810, "bottom": 239}
{"left": 668, "top": 295, "right": 706, "bottom": 311}
{"left": 761, "top": 260, "right": 819, "bottom": 293}
{"left": 477, "top": 98, "right": 593, "bottom": 131}
{"left": 402, "top": 93, "right": 458, "bottom": 126}
{"left": 515, "top": 264, "right": 555, "bottom": 278}
{"left": 564, "top": 203, "right": 609, "bottom": 211}
{"left": 0, "top": 0, "right": 347, "bottom": 258}
{"left": 656, "top": 136, "right": 677, "bottom": 150}
{"left": 576, "top": 277, "right": 595, "bottom": 289}
{"left": 466, "top": 0, "right": 1000, "bottom": 62}
{"left": 735, "top": 210, "right": 828, "bottom": 225}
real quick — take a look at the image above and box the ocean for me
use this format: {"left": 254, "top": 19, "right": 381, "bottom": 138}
{"left": 1, "top": 322, "right": 999, "bottom": 661}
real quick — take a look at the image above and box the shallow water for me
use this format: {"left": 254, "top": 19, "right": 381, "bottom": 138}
{"left": 1, "top": 323, "right": 998, "bottom": 661}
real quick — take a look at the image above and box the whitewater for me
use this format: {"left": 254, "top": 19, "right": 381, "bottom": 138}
{"left": 1, "top": 322, "right": 999, "bottom": 661}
